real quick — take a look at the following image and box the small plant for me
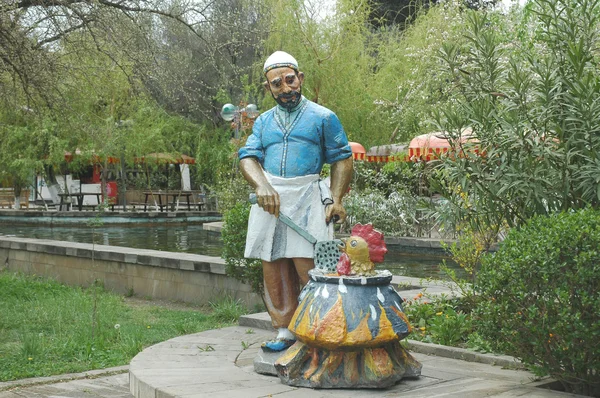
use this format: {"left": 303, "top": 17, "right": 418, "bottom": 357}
{"left": 241, "top": 341, "right": 250, "bottom": 350}
{"left": 465, "top": 332, "right": 493, "bottom": 354}
{"left": 428, "top": 307, "right": 471, "bottom": 347}
{"left": 245, "top": 329, "right": 254, "bottom": 334}
{"left": 208, "top": 295, "right": 247, "bottom": 323}
{"left": 198, "top": 345, "right": 215, "bottom": 352}
{"left": 403, "top": 294, "right": 474, "bottom": 348}
{"left": 19, "top": 333, "right": 43, "bottom": 359}
{"left": 439, "top": 224, "right": 498, "bottom": 310}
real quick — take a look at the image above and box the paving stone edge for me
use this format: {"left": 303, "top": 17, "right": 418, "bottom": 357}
{"left": 239, "top": 313, "right": 524, "bottom": 370}
{"left": 0, "top": 365, "right": 129, "bottom": 392}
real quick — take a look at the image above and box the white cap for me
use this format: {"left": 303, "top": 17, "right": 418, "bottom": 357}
{"left": 263, "top": 51, "right": 298, "bottom": 74}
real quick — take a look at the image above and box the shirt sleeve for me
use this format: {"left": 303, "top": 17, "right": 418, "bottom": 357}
{"left": 238, "top": 116, "right": 264, "bottom": 163}
{"left": 323, "top": 112, "right": 352, "bottom": 164}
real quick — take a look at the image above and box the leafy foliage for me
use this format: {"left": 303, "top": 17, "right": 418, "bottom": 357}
{"left": 342, "top": 190, "right": 420, "bottom": 236}
{"left": 475, "top": 208, "right": 600, "bottom": 395}
{"left": 352, "top": 160, "right": 425, "bottom": 197}
{"left": 368, "top": 2, "right": 467, "bottom": 143}
{"left": 222, "top": 202, "right": 264, "bottom": 296}
{"left": 438, "top": 223, "right": 497, "bottom": 308}
{"left": 403, "top": 295, "right": 473, "bottom": 347}
{"left": 342, "top": 160, "right": 442, "bottom": 237}
{"left": 432, "top": 0, "right": 600, "bottom": 233}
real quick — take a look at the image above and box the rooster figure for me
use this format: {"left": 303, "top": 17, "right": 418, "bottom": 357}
{"left": 336, "top": 223, "right": 387, "bottom": 276}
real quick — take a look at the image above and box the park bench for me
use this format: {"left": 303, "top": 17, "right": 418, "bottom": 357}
{"left": 0, "top": 188, "right": 30, "bottom": 209}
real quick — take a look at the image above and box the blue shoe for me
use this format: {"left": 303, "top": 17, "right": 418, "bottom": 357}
{"left": 261, "top": 338, "right": 295, "bottom": 352}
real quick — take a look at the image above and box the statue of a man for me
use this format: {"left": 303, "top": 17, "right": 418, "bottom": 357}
{"left": 239, "top": 51, "right": 354, "bottom": 351}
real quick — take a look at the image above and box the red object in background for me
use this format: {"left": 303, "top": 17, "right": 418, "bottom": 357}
{"left": 408, "top": 128, "right": 475, "bottom": 161}
{"left": 349, "top": 142, "right": 366, "bottom": 159}
{"left": 92, "top": 165, "right": 101, "bottom": 183}
{"left": 104, "top": 181, "right": 118, "bottom": 204}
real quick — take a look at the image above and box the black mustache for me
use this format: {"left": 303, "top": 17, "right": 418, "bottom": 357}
{"left": 277, "top": 91, "right": 300, "bottom": 100}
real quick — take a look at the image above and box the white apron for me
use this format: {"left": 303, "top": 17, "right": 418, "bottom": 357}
{"left": 244, "top": 173, "right": 333, "bottom": 262}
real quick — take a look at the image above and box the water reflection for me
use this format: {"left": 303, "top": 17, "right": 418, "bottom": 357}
{"left": 0, "top": 224, "right": 223, "bottom": 257}
{"left": 0, "top": 225, "right": 463, "bottom": 280}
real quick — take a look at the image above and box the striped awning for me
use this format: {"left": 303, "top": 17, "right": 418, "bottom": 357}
{"left": 408, "top": 129, "right": 475, "bottom": 162}
{"left": 352, "top": 153, "right": 410, "bottom": 162}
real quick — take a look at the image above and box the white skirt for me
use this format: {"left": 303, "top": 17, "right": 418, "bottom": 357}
{"left": 244, "top": 173, "right": 333, "bottom": 262}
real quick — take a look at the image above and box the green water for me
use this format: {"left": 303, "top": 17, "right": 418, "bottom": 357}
{"left": 0, "top": 224, "right": 462, "bottom": 279}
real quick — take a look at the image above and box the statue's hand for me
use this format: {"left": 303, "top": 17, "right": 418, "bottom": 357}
{"left": 255, "top": 185, "right": 280, "bottom": 218}
{"left": 325, "top": 202, "right": 346, "bottom": 224}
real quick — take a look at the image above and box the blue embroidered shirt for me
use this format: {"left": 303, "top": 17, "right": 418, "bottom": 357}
{"left": 238, "top": 97, "right": 352, "bottom": 177}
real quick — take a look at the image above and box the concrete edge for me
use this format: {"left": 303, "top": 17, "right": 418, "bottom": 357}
{"left": 0, "top": 365, "right": 129, "bottom": 392}
{"left": 238, "top": 313, "right": 524, "bottom": 370}
{"left": 0, "top": 211, "right": 222, "bottom": 225}
{"left": 0, "top": 235, "right": 226, "bottom": 275}
{"left": 405, "top": 340, "right": 524, "bottom": 370}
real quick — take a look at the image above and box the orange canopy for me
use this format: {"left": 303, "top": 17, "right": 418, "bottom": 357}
{"left": 349, "top": 141, "right": 366, "bottom": 160}
{"left": 408, "top": 129, "right": 475, "bottom": 161}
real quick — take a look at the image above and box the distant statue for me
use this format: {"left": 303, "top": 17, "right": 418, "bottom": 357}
{"left": 239, "top": 50, "right": 353, "bottom": 352}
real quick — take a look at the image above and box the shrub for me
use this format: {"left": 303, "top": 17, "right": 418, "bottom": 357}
{"left": 403, "top": 295, "right": 474, "bottom": 347}
{"left": 352, "top": 160, "right": 425, "bottom": 198}
{"left": 475, "top": 208, "right": 600, "bottom": 396}
{"left": 221, "top": 202, "right": 264, "bottom": 296}
{"left": 432, "top": 0, "right": 600, "bottom": 234}
{"left": 342, "top": 190, "right": 420, "bottom": 236}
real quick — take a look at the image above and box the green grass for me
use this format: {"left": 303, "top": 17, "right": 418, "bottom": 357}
{"left": 0, "top": 271, "right": 247, "bottom": 382}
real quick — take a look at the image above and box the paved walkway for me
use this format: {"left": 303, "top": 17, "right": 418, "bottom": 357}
{"left": 0, "top": 317, "right": 584, "bottom": 398}
{"left": 0, "top": 326, "right": 583, "bottom": 398}
{"left": 0, "top": 370, "right": 130, "bottom": 398}
{"left": 128, "top": 325, "right": 582, "bottom": 398}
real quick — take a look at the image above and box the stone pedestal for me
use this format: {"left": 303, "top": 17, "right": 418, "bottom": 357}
{"left": 274, "top": 269, "right": 422, "bottom": 388}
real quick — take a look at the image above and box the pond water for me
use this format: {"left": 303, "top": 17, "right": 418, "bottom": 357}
{"left": 0, "top": 224, "right": 463, "bottom": 280}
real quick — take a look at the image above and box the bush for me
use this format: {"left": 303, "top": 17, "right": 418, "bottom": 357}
{"left": 221, "top": 202, "right": 264, "bottom": 296}
{"left": 352, "top": 160, "right": 425, "bottom": 198}
{"left": 403, "top": 295, "right": 474, "bottom": 348}
{"left": 432, "top": 0, "right": 600, "bottom": 234}
{"left": 475, "top": 208, "right": 600, "bottom": 396}
{"left": 342, "top": 190, "right": 420, "bottom": 236}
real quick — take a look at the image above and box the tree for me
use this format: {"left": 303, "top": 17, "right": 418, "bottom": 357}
{"left": 1, "top": 0, "right": 267, "bottom": 122}
{"left": 260, "top": 0, "right": 384, "bottom": 147}
{"left": 431, "top": 0, "right": 600, "bottom": 234}
{"left": 0, "top": 106, "right": 53, "bottom": 206}
{"left": 140, "top": 0, "right": 268, "bottom": 123}
{"left": 368, "top": 0, "right": 435, "bottom": 28}
{"left": 0, "top": 0, "right": 267, "bottom": 198}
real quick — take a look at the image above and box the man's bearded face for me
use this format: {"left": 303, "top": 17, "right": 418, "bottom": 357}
{"left": 265, "top": 67, "right": 304, "bottom": 110}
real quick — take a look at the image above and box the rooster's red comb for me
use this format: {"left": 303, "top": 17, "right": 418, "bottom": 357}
{"left": 350, "top": 223, "right": 387, "bottom": 263}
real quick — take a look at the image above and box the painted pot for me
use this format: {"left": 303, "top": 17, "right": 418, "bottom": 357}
{"left": 288, "top": 269, "right": 412, "bottom": 350}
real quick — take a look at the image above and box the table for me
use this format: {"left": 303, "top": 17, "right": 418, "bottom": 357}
{"left": 143, "top": 191, "right": 193, "bottom": 212}
{"left": 58, "top": 192, "right": 102, "bottom": 211}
